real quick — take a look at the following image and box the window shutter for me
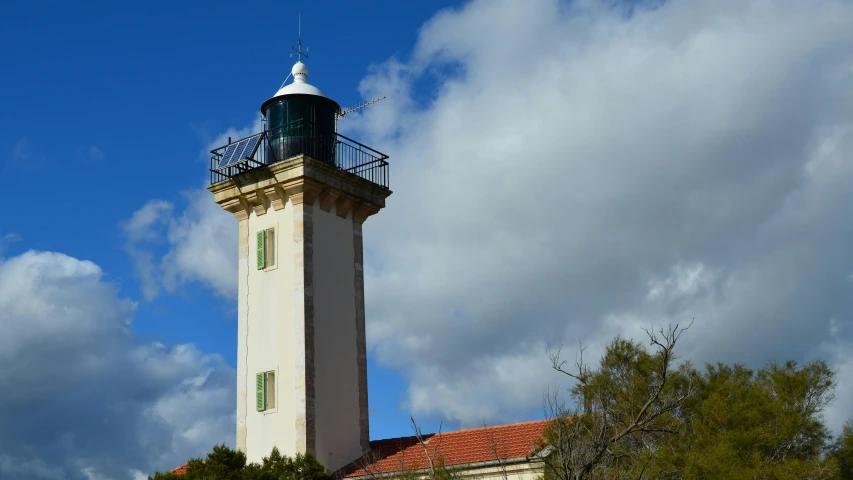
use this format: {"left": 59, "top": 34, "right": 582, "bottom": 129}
{"left": 256, "top": 372, "right": 265, "bottom": 411}
{"left": 265, "top": 229, "right": 275, "bottom": 267}
{"left": 257, "top": 231, "right": 265, "bottom": 270}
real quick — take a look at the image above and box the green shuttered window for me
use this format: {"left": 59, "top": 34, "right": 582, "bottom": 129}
{"left": 256, "top": 371, "right": 276, "bottom": 412}
{"left": 256, "top": 372, "right": 265, "bottom": 411}
{"left": 257, "top": 231, "right": 265, "bottom": 270}
{"left": 257, "top": 228, "right": 275, "bottom": 270}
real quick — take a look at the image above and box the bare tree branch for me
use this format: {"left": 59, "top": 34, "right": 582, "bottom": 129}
{"left": 541, "top": 323, "right": 695, "bottom": 480}
{"left": 482, "top": 422, "right": 510, "bottom": 480}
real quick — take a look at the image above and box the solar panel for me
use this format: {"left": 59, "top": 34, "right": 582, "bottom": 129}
{"left": 217, "top": 143, "right": 238, "bottom": 169}
{"left": 232, "top": 141, "right": 249, "bottom": 164}
{"left": 217, "top": 135, "right": 262, "bottom": 169}
{"left": 240, "top": 136, "right": 261, "bottom": 162}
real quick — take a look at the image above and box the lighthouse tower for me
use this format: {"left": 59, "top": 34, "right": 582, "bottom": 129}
{"left": 207, "top": 50, "right": 391, "bottom": 471}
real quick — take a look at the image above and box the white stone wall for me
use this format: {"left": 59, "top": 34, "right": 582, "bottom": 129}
{"left": 350, "top": 459, "right": 545, "bottom": 480}
{"left": 458, "top": 461, "right": 545, "bottom": 480}
{"left": 236, "top": 219, "right": 249, "bottom": 451}
{"left": 312, "top": 203, "right": 361, "bottom": 470}
{"left": 238, "top": 196, "right": 365, "bottom": 471}
{"left": 242, "top": 201, "right": 298, "bottom": 464}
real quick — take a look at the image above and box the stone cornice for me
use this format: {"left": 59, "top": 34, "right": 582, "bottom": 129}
{"left": 209, "top": 155, "right": 391, "bottom": 223}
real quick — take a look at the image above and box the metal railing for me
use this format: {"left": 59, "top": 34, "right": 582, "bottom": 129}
{"left": 209, "top": 119, "right": 390, "bottom": 189}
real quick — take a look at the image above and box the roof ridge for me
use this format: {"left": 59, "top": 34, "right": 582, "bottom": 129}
{"left": 371, "top": 433, "right": 430, "bottom": 444}
{"left": 431, "top": 418, "right": 550, "bottom": 436}
{"left": 370, "top": 418, "right": 550, "bottom": 444}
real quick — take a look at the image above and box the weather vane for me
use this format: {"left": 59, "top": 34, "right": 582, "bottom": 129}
{"left": 290, "top": 14, "right": 309, "bottom": 62}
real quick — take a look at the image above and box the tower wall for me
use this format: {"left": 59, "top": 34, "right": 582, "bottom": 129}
{"left": 240, "top": 202, "right": 300, "bottom": 462}
{"left": 312, "top": 202, "right": 363, "bottom": 469}
{"left": 214, "top": 156, "right": 387, "bottom": 472}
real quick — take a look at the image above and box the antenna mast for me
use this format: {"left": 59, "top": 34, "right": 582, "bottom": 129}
{"left": 338, "top": 96, "right": 386, "bottom": 118}
{"left": 291, "top": 14, "right": 309, "bottom": 62}
{"left": 335, "top": 96, "right": 386, "bottom": 132}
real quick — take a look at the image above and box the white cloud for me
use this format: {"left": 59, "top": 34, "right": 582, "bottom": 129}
{"left": 123, "top": 200, "right": 174, "bottom": 300}
{"left": 0, "top": 250, "right": 235, "bottom": 479}
{"left": 343, "top": 0, "right": 853, "bottom": 427}
{"left": 123, "top": 192, "right": 237, "bottom": 300}
{"left": 160, "top": 190, "right": 238, "bottom": 298}
{"left": 121, "top": 117, "right": 264, "bottom": 301}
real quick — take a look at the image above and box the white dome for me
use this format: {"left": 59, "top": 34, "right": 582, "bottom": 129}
{"left": 270, "top": 60, "right": 328, "bottom": 99}
{"left": 272, "top": 82, "right": 325, "bottom": 97}
{"left": 292, "top": 61, "right": 308, "bottom": 78}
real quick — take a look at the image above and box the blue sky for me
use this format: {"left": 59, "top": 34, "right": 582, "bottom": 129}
{"left": 3, "top": 0, "right": 853, "bottom": 478}
{"left": 1, "top": 0, "right": 461, "bottom": 443}
{"left": 0, "top": 0, "right": 452, "bottom": 273}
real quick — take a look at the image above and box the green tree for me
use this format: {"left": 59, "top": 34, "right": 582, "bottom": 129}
{"left": 148, "top": 444, "right": 245, "bottom": 480}
{"left": 541, "top": 325, "right": 850, "bottom": 480}
{"left": 148, "top": 471, "right": 181, "bottom": 480}
{"left": 831, "top": 420, "right": 853, "bottom": 479}
{"left": 542, "top": 324, "right": 696, "bottom": 480}
{"left": 244, "top": 448, "right": 334, "bottom": 480}
{"left": 147, "top": 445, "right": 331, "bottom": 480}
{"left": 650, "top": 360, "right": 839, "bottom": 479}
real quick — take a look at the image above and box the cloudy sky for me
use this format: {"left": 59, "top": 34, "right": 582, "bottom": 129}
{"left": 2, "top": 0, "right": 853, "bottom": 478}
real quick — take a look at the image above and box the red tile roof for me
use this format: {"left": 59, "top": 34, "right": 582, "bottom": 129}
{"left": 168, "top": 419, "right": 550, "bottom": 478}
{"left": 340, "top": 419, "right": 550, "bottom": 478}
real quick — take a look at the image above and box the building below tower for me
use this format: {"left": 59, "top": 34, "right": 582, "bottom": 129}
{"left": 170, "top": 420, "right": 551, "bottom": 480}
